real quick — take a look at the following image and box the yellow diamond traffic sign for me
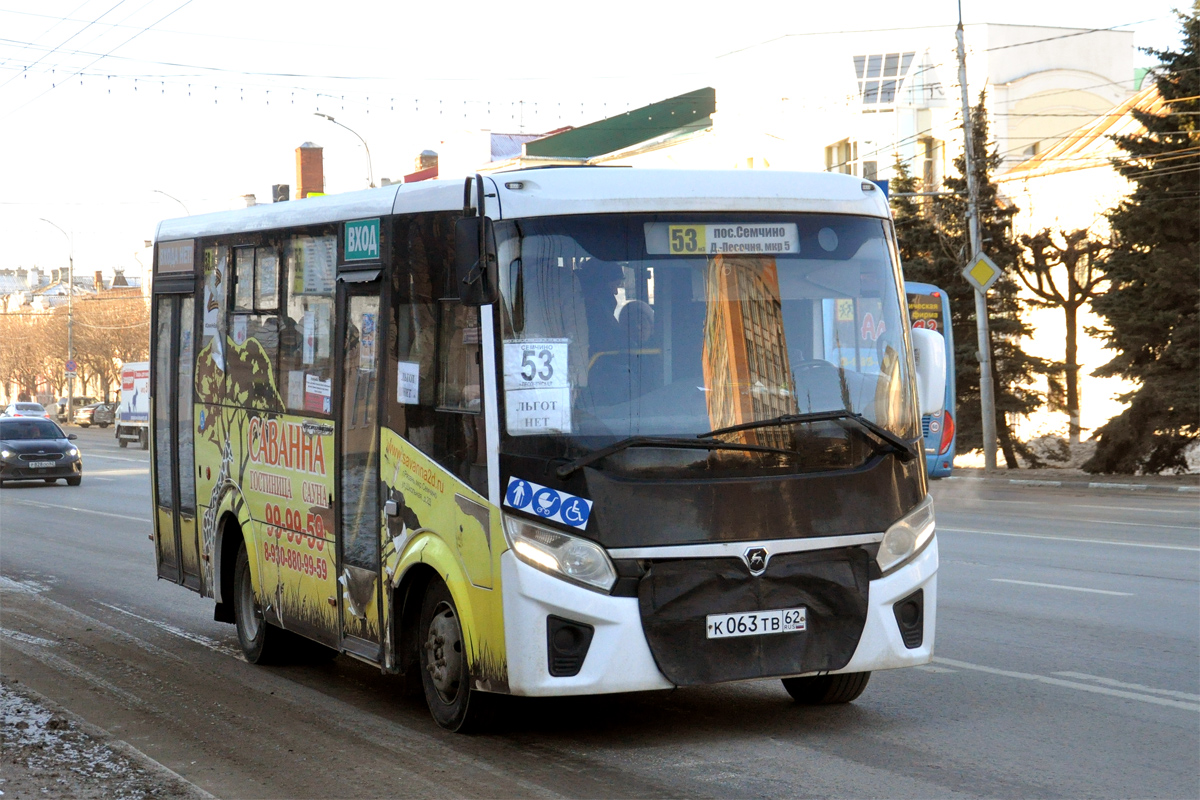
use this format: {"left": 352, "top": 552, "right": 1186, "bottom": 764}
{"left": 963, "top": 252, "right": 1002, "bottom": 292}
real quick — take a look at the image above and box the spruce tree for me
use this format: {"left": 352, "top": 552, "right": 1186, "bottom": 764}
{"left": 892, "top": 96, "right": 1050, "bottom": 467}
{"left": 1084, "top": 13, "right": 1199, "bottom": 474}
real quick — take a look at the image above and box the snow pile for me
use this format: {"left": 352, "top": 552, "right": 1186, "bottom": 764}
{"left": 0, "top": 681, "right": 182, "bottom": 799}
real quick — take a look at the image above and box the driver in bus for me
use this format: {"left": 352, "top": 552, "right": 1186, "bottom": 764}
{"left": 579, "top": 260, "right": 626, "bottom": 354}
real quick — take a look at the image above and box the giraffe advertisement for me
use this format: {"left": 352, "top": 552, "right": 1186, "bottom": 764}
{"left": 194, "top": 329, "right": 340, "bottom": 643}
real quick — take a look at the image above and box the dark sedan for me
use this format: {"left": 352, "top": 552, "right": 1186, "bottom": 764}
{"left": 74, "top": 402, "right": 115, "bottom": 428}
{"left": 0, "top": 418, "right": 83, "bottom": 486}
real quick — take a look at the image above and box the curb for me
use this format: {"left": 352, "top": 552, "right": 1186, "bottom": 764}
{"left": 945, "top": 476, "right": 1200, "bottom": 494}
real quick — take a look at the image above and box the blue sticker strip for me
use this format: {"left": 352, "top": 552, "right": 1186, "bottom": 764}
{"left": 504, "top": 476, "right": 593, "bottom": 531}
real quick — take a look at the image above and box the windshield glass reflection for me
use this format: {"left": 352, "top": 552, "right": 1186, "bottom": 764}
{"left": 0, "top": 420, "right": 65, "bottom": 440}
{"left": 497, "top": 213, "right": 917, "bottom": 469}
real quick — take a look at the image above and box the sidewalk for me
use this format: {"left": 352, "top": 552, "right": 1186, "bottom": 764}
{"left": 945, "top": 467, "right": 1200, "bottom": 495}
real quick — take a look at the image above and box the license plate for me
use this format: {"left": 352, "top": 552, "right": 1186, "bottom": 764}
{"left": 29, "top": 461, "right": 56, "bottom": 469}
{"left": 706, "top": 607, "right": 807, "bottom": 639}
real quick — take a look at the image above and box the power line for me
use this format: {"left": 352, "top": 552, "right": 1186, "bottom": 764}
{"left": 0, "top": 0, "right": 91, "bottom": 72}
{"left": 0, "top": 0, "right": 129, "bottom": 93}
{"left": 0, "top": 35, "right": 389, "bottom": 80}
{"left": 1, "top": 0, "right": 196, "bottom": 121}
{"left": 983, "top": 19, "right": 1159, "bottom": 51}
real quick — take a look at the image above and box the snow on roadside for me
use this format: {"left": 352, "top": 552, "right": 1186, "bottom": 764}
{"left": 0, "top": 679, "right": 205, "bottom": 799}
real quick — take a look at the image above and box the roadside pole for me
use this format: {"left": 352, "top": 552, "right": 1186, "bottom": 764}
{"left": 41, "top": 219, "right": 76, "bottom": 425}
{"left": 955, "top": 6, "right": 998, "bottom": 472}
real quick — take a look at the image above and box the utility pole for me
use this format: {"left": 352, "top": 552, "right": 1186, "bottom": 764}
{"left": 956, "top": 3, "right": 998, "bottom": 472}
{"left": 40, "top": 218, "right": 75, "bottom": 423}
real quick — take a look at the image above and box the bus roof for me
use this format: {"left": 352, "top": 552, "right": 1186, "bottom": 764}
{"left": 155, "top": 169, "right": 890, "bottom": 242}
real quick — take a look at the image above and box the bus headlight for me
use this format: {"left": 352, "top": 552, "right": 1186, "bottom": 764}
{"left": 877, "top": 495, "right": 935, "bottom": 575}
{"left": 0, "top": 449, "right": 12, "bottom": 459}
{"left": 503, "top": 514, "right": 617, "bottom": 593}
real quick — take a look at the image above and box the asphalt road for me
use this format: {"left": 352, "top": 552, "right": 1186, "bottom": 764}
{"left": 2, "top": 426, "right": 1197, "bottom": 799}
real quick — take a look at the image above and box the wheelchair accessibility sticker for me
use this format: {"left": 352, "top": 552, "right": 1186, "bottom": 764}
{"left": 504, "top": 477, "right": 593, "bottom": 531}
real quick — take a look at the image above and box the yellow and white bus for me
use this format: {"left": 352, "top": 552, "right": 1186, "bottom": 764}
{"left": 149, "top": 169, "right": 945, "bottom": 731}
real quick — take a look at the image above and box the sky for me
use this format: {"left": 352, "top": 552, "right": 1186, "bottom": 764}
{"left": 0, "top": 0, "right": 1187, "bottom": 280}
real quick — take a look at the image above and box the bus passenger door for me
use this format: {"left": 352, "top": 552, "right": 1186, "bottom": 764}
{"left": 336, "top": 284, "right": 383, "bottom": 659}
{"left": 152, "top": 292, "right": 203, "bottom": 590}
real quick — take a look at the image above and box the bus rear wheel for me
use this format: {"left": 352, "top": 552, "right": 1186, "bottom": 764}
{"left": 233, "top": 542, "right": 286, "bottom": 664}
{"left": 418, "top": 580, "right": 488, "bottom": 732}
{"left": 782, "top": 672, "right": 871, "bottom": 705}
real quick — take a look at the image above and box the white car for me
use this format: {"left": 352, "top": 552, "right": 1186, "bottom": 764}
{"left": 2, "top": 402, "right": 51, "bottom": 419}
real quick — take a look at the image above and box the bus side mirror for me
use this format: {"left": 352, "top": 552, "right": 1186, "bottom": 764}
{"left": 455, "top": 174, "right": 498, "bottom": 307}
{"left": 454, "top": 216, "right": 498, "bottom": 306}
{"left": 910, "top": 327, "right": 947, "bottom": 417}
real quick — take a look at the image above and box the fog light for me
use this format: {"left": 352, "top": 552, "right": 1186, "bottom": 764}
{"left": 546, "top": 615, "right": 594, "bottom": 677}
{"left": 892, "top": 589, "right": 924, "bottom": 649}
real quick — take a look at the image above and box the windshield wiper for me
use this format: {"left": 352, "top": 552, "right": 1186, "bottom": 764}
{"left": 555, "top": 435, "right": 798, "bottom": 478}
{"left": 698, "top": 410, "right": 919, "bottom": 463}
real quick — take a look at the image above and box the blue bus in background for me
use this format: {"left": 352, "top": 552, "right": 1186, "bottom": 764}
{"left": 906, "top": 283, "right": 956, "bottom": 477}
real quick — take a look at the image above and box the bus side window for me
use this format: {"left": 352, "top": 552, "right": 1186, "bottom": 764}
{"left": 436, "top": 300, "right": 482, "bottom": 414}
{"left": 227, "top": 246, "right": 283, "bottom": 411}
{"left": 280, "top": 235, "right": 336, "bottom": 415}
{"left": 388, "top": 212, "right": 486, "bottom": 496}
{"left": 197, "top": 247, "right": 229, "bottom": 405}
{"left": 233, "top": 247, "right": 255, "bottom": 312}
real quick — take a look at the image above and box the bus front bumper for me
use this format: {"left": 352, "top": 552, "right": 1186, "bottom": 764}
{"left": 501, "top": 536, "right": 938, "bottom": 697}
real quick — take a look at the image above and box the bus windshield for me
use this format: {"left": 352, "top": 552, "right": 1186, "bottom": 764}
{"left": 496, "top": 213, "right": 918, "bottom": 467}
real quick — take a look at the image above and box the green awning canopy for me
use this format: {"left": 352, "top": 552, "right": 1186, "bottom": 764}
{"left": 524, "top": 87, "right": 716, "bottom": 159}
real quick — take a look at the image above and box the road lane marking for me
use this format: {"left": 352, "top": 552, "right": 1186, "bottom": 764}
{"left": 956, "top": 516, "right": 1199, "bottom": 532}
{"left": 943, "top": 498, "right": 1198, "bottom": 514}
{"left": 988, "top": 578, "right": 1134, "bottom": 596}
{"left": 932, "top": 657, "right": 1200, "bottom": 712}
{"left": 2, "top": 498, "right": 151, "bottom": 523}
{"left": 941, "top": 527, "right": 1200, "bottom": 552}
{"left": 0, "top": 627, "right": 59, "bottom": 647}
{"left": 80, "top": 454, "right": 148, "bottom": 463}
{"left": 96, "top": 602, "right": 240, "bottom": 657}
{"left": 915, "top": 665, "right": 958, "bottom": 673}
{"left": 1051, "top": 672, "right": 1200, "bottom": 702}
{"left": 2, "top": 634, "right": 153, "bottom": 711}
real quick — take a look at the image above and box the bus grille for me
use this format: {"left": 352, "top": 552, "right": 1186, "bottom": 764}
{"left": 636, "top": 547, "right": 870, "bottom": 686}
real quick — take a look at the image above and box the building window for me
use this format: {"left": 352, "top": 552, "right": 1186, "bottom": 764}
{"left": 825, "top": 139, "right": 858, "bottom": 176}
{"left": 862, "top": 161, "right": 878, "bottom": 182}
{"left": 853, "top": 52, "right": 915, "bottom": 107}
{"left": 919, "top": 137, "right": 941, "bottom": 190}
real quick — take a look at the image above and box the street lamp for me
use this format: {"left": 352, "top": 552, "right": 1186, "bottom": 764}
{"left": 39, "top": 218, "right": 75, "bottom": 423}
{"left": 314, "top": 113, "right": 375, "bottom": 188}
{"left": 152, "top": 189, "right": 190, "bottom": 215}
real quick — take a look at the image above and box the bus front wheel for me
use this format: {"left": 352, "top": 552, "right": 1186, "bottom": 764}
{"left": 782, "top": 671, "right": 871, "bottom": 705}
{"left": 234, "top": 542, "right": 285, "bottom": 664}
{"left": 418, "top": 580, "right": 489, "bottom": 732}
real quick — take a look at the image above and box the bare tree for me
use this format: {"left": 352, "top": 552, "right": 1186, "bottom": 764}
{"left": 1017, "top": 229, "right": 1109, "bottom": 445}
{"left": 0, "top": 310, "right": 61, "bottom": 401}
{"left": 75, "top": 290, "right": 150, "bottom": 401}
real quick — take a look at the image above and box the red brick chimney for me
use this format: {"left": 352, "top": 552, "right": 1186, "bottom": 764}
{"left": 94, "top": 270, "right": 104, "bottom": 291}
{"left": 296, "top": 142, "right": 324, "bottom": 198}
